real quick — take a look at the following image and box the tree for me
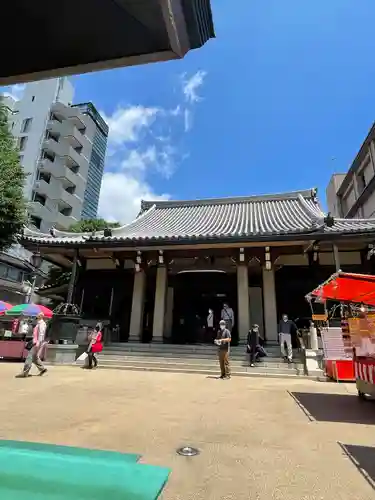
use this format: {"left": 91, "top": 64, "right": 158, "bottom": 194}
{"left": 68, "top": 218, "right": 120, "bottom": 233}
{"left": 0, "top": 98, "right": 27, "bottom": 250}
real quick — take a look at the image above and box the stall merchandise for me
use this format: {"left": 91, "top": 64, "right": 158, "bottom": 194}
{"left": 307, "top": 272, "right": 375, "bottom": 398}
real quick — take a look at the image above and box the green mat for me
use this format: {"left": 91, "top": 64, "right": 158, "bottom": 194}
{"left": 0, "top": 440, "right": 170, "bottom": 499}
{"left": 0, "top": 440, "right": 140, "bottom": 465}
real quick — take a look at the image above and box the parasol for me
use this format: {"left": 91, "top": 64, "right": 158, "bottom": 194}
{"left": 0, "top": 301, "right": 12, "bottom": 315}
{"left": 5, "top": 303, "right": 53, "bottom": 319}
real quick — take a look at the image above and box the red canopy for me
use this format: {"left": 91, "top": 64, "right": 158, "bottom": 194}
{"left": 309, "top": 272, "right": 375, "bottom": 306}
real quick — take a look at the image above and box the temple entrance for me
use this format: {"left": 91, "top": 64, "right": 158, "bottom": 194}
{"left": 171, "top": 270, "right": 237, "bottom": 344}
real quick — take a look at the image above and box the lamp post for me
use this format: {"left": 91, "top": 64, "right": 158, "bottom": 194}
{"left": 24, "top": 252, "right": 42, "bottom": 303}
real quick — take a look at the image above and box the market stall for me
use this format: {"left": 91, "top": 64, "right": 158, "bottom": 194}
{"left": 0, "top": 304, "right": 53, "bottom": 361}
{"left": 306, "top": 272, "right": 375, "bottom": 397}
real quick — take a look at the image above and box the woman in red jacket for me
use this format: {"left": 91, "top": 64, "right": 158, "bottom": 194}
{"left": 87, "top": 324, "right": 103, "bottom": 369}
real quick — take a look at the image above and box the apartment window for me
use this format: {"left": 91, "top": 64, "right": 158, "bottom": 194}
{"left": 29, "top": 216, "right": 42, "bottom": 229}
{"left": 42, "top": 151, "right": 55, "bottom": 162}
{"left": 32, "top": 192, "right": 46, "bottom": 206}
{"left": 50, "top": 112, "right": 62, "bottom": 123}
{"left": 70, "top": 165, "right": 79, "bottom": 174}
{"left": 60, "top": 207, "right": 72, "bottom": 216}
{"left": 65, "top": 186, "right": 76, "bottom": 195}
{"left": 0, "top": 263, "right": 23, "bottom": 283}
{"left": 21, "top": 118, "right": 32, "bottom": 133}
{"left": 359, "top": 173, "right": 366, "bottom": 191}
{"left": 18, "top": 136, "right": 28, "bottom": 151}
{"left": 19, "top": 154, "right": 24, "bottom": 165}
{"left": 37, "top": 171, "right": 51, "bottom": 183}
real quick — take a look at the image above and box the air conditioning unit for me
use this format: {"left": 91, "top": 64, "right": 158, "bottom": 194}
{"left": 34, "top": 181, "right": 41, "bottom": 189}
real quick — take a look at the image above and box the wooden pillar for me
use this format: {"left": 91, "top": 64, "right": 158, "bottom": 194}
{"left": 129, "top": 270, "right": 146, "bottom": 342}
{"left": 237, "top": 263, "right": 250, "bottom": 343}
{"left": 153, "top": 266, "right": 168, "bottom": 341}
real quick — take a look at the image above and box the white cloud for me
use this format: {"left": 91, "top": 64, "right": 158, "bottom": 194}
{"left": 1, "top": 84, "right": 25, "bottom": 101}
{"left": 97, "top": 73, "right": 207, "bottom": 224}
{"left": 98, "top": 172, "right": 170, "bottom": 223}
{"left": 184, "top": 109, "right": 192, "bottom": 132}
{"left": 102, "top": 106, "right": 159, "bottom": 145}
{"left": 182, "top": 70, "right": 207, "bottom": 103}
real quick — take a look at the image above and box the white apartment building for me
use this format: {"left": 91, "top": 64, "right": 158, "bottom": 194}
{"left": 8, "top": 78, "right": 97, "bottom": 232}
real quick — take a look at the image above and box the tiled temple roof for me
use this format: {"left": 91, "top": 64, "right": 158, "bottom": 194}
{"left": 21, "top": 188, "right": 375, "bottom": 246}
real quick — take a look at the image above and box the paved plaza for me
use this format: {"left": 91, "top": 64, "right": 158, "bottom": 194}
{"left": 0, "top": 364, "right": 375, "bottom": 499}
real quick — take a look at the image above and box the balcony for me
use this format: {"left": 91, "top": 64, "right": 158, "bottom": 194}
{"left": 51, "top": 103, "right": 86, "bottom": 131}
{"left": 27, "top": 201, "right": 54, "bottom": 222}
{"left": 42, "top": 139, "right": 88, "bottom": 171}
{"left": 47, "top": 118, "right": 89, "bottom": 149}
{"left": 61, "top": 146, "right": 89, "bottom": 170}
{"left": 55, "top": 212, "right": 78, "bottom": 231}
{"left": 43, "top": 138, "right": 61, "bottom": 157}
{"left": 33, "top": 179, "right": 51, "bottom": 197}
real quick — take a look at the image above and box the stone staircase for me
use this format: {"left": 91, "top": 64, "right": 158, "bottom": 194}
{"left": 88, "top": 342, "right": 321, "bottom": 379}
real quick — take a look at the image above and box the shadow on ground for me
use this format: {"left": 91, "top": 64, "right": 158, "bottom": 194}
{"left": 339, "top": 443, "right": 375, "bottom": 490}
{"left": 289, "top": 392, "right": 375, "bottom": 425}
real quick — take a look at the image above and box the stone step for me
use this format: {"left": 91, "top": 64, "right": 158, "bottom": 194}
{"left": 99, "top": 355, "right": 304, "bottom": 370}
{"left": 97, "top": 359, "right": 305, "bottom": 375}
{"left": 107, "top": 343, "right": 283, "bottom": 353}
{"left": 93, "top": 363, "right": 317, "bottom": 380}
{"left": 104, "top": 345, "right": 290, "bottom": 357}
{"left": 103, "top": 349, "right": 296, "bottom": 361}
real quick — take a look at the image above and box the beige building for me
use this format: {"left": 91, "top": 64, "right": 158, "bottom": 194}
{"left": 327, "top": 122, "right": 375, "bottom": 218}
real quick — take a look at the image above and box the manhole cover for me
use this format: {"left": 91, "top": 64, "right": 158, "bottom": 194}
{"left": 176, "top": 446, "right": 200, "bottom": 457}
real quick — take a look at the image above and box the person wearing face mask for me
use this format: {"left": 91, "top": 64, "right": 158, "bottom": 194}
{"left": 221, "top": 303, "right": 234, "bottom": 332}
{"left": 215, "top": 319, "right": 231, "bottom": 379}
{"left": 278, "top": 314, "right": 297, "bottom": 363}
{"left": 247, "top": 324, "right": 267, "bottom": 367}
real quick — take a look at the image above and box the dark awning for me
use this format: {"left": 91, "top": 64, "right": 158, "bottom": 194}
{"left": 0, "top": 0, "right": 215, "bottom": 85}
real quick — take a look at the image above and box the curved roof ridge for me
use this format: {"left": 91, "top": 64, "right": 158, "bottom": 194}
{"left": 109, "top": 204, "right": 157, "bottom": 236}
{"left": 141, "top": 188, "right": 318, "bottom": 210}
{"left": 297, "top": 194, "right": 325, "bottom": 221}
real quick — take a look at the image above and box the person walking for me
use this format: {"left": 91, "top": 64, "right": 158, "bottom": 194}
{"left": 87, "top": 323, "right": 103, "bottom": 369}
{"left": 16, "top": 312, "right": 47, "bottom": 378}
{"left": 215, "top": 319, "right": 231, "bottom": 379}
{"left": 221, "top": 303, "right": 234, "bottom": 332}
{"left": 278, "top": 314, "right": 297, "bottom": 363}
{"left": 247, "top": 324, "right": 259, "bottom": 367}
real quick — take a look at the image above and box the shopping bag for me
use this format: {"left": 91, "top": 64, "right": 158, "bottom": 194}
{"left": 76, "top": 352, "right": 88, "bottom": 362}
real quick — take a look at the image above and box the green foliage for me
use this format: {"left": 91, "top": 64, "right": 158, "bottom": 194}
{"left": 44, "top": 219, "right": 120, "bottom": 297}
{"left": 68, "top": 218, "right": 120, "bottom": 233}
{"left": 0, "top": 99, "right": 27, "bottom": 250}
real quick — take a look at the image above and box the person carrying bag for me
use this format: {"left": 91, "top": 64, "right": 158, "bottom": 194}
{"left": 86, "top": 323, "right": 103, "bottom": 369}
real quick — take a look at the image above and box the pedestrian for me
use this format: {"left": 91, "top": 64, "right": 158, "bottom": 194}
{"left": 247, "top": 324, "right": 259, "bottom": 367}
{"left": 278, "top": 313, "right": 297, "bottom": 363}
{"left": 215, "top": 319, "right": 231, "bottom": 379}
{"left": 221, "top": 302, "right": 234, "bottom": 332}
{"left": 87, "top": 323, "right": 103, "bottom": 369}
{"left": 16, "top": 312, "right": 47, "bottom": 378}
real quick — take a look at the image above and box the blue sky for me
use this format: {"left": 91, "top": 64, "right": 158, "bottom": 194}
{"left": 4, "top": 0, "right": 375, "bottom": 223}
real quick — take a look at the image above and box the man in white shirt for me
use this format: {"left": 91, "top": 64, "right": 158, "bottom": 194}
{"left": 16, "top": 313, "right": 48, "bottom": 378}
{"left": 221, "top": 303, "right": 234, "bottom": 332}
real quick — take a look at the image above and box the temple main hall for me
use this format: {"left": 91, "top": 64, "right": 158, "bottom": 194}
{"left": 21, "top": 188, "right": 375, "bottom": 345}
